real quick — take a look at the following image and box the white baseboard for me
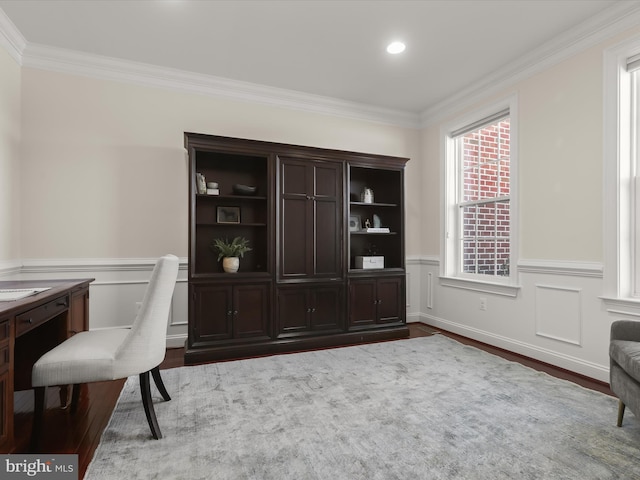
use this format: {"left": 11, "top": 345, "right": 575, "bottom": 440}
{"left": 416, "top": 312, "right": 609, "bottom": 383}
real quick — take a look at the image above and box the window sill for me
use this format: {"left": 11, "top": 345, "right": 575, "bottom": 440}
{"left": 601, "top": 296, "right": 640, "bottom": 318}
{"left": 439, "top": 276, "right": 521, "bottom": 297}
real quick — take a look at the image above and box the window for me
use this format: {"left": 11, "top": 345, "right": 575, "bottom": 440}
{"left": 457, "top": 115, "right": 511, "bottom": 277}
{"left": 603, "top": 37, "right": 640, "bottom": 303}
{"left": 632, "top": 64, "right": 640, "bottom": 297}
{"left": 442, "top": 97, "right": 518, "bottom": 294}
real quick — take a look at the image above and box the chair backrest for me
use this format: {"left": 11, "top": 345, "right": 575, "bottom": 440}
{"left": 115, "top": 254, "right": 179, "bottom": 374}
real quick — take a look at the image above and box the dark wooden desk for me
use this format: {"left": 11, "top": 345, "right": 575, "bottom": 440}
{"left": 0, "top": 278, "right": 93, "bottom": 452}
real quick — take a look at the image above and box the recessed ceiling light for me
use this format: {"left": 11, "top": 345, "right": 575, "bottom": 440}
{"left": 386, "top": 41, "right": 406, "bottom": 54}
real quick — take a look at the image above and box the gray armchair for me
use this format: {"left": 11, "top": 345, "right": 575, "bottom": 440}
{"left": 609, "top": 320, "right": 640, "bottom": 426}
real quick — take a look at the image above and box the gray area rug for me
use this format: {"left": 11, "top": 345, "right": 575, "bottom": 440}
{"left": 85, "top": 335, "right": 640, "bottom": 480}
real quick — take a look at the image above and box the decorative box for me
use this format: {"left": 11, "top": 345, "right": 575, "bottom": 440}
{"left": 355, "top": 256, "right": 384, "bottom": 269}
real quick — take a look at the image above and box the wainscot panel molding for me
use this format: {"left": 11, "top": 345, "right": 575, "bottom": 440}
{"left": 2, "top": 254, "right": 619, "bottom": 377}
{"left": 0, "top": 259, "right": 22, "bottom": 276}
{"left": 406, "top": 255, "right": 439, "bottom": 266}
{"left": 419, "top": 310, "right": 609, "bottom": 382}
{"left": 518, "top": 259, "right": 604, "bottom": 278}
{"left": 534, "top": 284, "right": 583, "bottom": 346}
{"left": 409, "top": 255, "right": 612, "bottom": 382}
{"left": 4, "top": 257, "right": 189, "bottom": 348}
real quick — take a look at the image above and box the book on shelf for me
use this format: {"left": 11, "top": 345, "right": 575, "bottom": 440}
{"left": 365, "top": 227, "right": 390, "bottom": 233}
{"left": 206, "top": 188, "right": 220, "bottom": 195}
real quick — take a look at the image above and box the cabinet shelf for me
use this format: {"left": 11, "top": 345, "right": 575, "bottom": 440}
{"left": 350, "top": 231, "right": 397, "bottom": 235}
{"left": 350, "top": 201, "right": 398, "bottom": 207}
{"left": 349, "top": 267, "right": 405, "bottom": 275}
{"left": 196, "top": 194, "right": 267, "bottom": 201}
{"left": 196, "top": 222, "right": 267, "bottom": 227}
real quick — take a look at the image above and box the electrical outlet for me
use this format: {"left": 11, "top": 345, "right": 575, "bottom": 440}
{"left": 479, "top": 297, "right": 487, "bottom": 311}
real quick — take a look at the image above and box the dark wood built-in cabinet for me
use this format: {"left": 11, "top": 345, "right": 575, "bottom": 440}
{"left": 349, "top": 276, "right": 404, "bottom": 328}
{"left": 185, "top": 133, "right": 408, "bottom": 363}
{"left": 190, "top": 282, "right": 271, "bottom": 346}
{"left": 277, "top": 284, "right": 344, "bottom": 338}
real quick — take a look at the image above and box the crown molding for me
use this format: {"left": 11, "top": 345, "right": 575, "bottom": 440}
{"left": 420, "top": 0, "right": 640, "bottom": 127}
{"left": 4, "top": 2, "right": 640, "bottom": 131}
{"left": 0, "top": 7, "right": 25, "bottom": 64}
{"left": 20, "top": 42, "right": 421, "bottom": 129}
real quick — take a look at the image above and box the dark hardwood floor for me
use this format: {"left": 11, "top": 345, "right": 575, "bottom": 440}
{"left": 8, "top": 322, "right": 613, "bottom": 479}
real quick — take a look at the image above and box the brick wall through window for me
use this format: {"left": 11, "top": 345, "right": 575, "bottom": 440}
{"left": 458, "top": 119, "right": 510, "bottom": 276}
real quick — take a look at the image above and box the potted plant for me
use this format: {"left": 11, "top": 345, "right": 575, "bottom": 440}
{"left": 210, "top": 236, "right": 252, "bottom": 273}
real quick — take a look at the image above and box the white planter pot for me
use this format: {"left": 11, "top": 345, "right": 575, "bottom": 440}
{"left": 222, "top": 257, "right": 240, "bottom": 273}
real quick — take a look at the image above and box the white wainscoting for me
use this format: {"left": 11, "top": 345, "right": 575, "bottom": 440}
{"left": 5, "top": 256, "right": 640, "bottom": 381}
{"left": 406, "top": 256, "right": 639, "bottom": 383}
{"left": 534, "top": 284, "right": 582, "bottom": 346}
{"left": 1, "top": 257, "right": 189, "bottom": 349}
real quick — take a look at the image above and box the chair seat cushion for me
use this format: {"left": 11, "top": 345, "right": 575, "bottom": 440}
{"left": 32, "top": 329, "right": 130, "bottom": 387}
{"left": 610, "top": 339, "right": 640, "bottom": 384}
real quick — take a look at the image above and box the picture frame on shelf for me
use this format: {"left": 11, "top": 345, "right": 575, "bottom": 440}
{"left": 217, "top": 206, "right": 240, "bottom": 224}
{"left": 349, "top": 214, "right": 361, "bottom": 232}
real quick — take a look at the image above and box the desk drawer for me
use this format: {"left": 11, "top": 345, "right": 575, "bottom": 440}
{"left": 16, "top": 295, "right": 69, "bottom": 337}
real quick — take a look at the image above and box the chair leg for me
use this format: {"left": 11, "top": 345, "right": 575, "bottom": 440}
{"left": 140, "top": 371, "right": 162, "bottom": 440}
{"left": 30, "top": 386, "right": 47, "bottom": 452}
{"left": 617, "top": 399, "right": 626, "bottom": 427}
{"left": 70, "top": 384, "right": 81, "bottom": 414}
{"left": 151, "top": 366, "right": 171, "bottom": 401}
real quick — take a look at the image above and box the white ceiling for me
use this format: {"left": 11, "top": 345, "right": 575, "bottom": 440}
{"left": 0, "top": 0, "right": 634, "bottom": 115}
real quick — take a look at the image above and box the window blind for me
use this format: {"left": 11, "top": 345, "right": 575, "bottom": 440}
{"left": 450, "top": 108, "right": 510, "bottom": 138}
{"left": 628, "top": 53, "right": 640, "bottom": 73}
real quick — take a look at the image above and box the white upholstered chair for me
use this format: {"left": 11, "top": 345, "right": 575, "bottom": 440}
{"left": 30, "top": 254, "right": 179, "bottom": 450}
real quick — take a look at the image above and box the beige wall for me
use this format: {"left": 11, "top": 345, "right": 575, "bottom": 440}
{"left": 4, "top": 22, "right": 640, "bottom": 380}
{"left": 18, "top": 68, "right": 421, "bottom": 260}
{"left": 518, "top": 46, "right": 603, "bottom": 261}
{"left": 0, "top": 47, "right": 21, "bottom": 264}
{"left": 420, "top": 27, "right": 640, "bottom": 263}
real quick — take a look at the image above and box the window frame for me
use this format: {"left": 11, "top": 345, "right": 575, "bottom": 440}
{"left": 603, "top": 35, "right": 640, "bottom": 307}
{"left": 440, "top": 96, "right": 519, "bottom": 297}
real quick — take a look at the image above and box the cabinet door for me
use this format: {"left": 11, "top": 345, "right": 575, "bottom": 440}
{"left": 234, "top": 284, "right": 270, "bottom": 339}
{"left": 376, "top": 277, "right": 404, "bottom": 324}
{"left": 349, "top": 280, "right": 377, "bottom": 327}
{"left": 349, "top": 276, "right": 404, "bottom": 327}
{"left": 279, "top": 157, "right": 343, "bottom": 279}
{"left": 313, "top": 162, "right": 342, "bottom": 277}
{"left": 277, "top": 285, "right": 344, "bottom": 337}
{"left": 277, "top": 288, "right": 311, "bottom": 336}
{"left": 280, "top": 160, "right": 310, "bottom": 277}
{"left": 311, "top": 286, "right": 343, "bottom": 331}
{"left": 190, "top": 284, "right": 233, "bottom": 345}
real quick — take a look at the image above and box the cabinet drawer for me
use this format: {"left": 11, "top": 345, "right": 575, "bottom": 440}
{"left": 16, "top": 295, "right": 69, "bottom": 337}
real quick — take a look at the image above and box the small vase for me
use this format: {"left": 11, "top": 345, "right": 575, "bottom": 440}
{"left": 222, "top": 257, "right": 239, "bottom": 273}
